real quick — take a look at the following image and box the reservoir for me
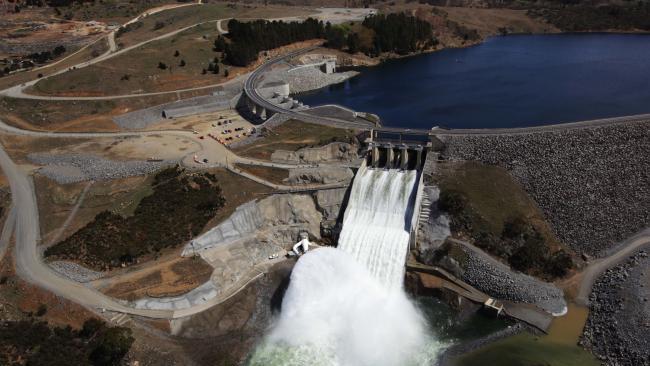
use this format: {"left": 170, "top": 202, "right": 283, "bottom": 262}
{"left": 298, "top": 34, "right": 650, "bottom": 129}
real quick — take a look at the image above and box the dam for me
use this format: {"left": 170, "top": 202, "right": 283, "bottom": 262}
{"left": 249, "top": 134, "right": 438, "bottom": 366}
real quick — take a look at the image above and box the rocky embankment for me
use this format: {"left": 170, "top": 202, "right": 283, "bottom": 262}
{"left": 29, "top": 153, "right": 175, "bottom": 184}
{"left": 441, "top": 121, "right": 650, "bottom": 257}
{"left": 581, "top": 248, "right": 650, "bottom": 366}
{"left": 271, "top": 142, "right": 359, "bottom": 164}
{"left": 285, "top": 166, "right": 353, "bottom": 185}
{"left": 460, "top": 245, "right": 566, "bottom": 315}
{"left": 266, "top": 67, "right": 358, "bottom": 94}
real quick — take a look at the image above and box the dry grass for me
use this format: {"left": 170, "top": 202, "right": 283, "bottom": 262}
{"left": 233, "top": 119, "right": 357, "bottom": 161}
{"left": 102, "top": 256, "right": 213, "bottom": 301}
{"left": 433, "top": 160, "right": 562, "bottom": 250}
{"left": 0, "top": 95, "right": 181, "bottom": 132}
{"left": 234, "top": 164, "right": 289, "bottom": 185}
{"left": 0, "top": 253, "right": 95, "bottom": 329}
{"left": 201, "top": 168, "right": 274, "bottom": 231}
{"left": 0, "top": 37, "right": 109, "bottom": 91}
{"left": 31, "top": 22, "right": 231, "bottom": 96}
{"left": 435, "top": 6, "right": 558, "bottom": 36}
{"left": 34, "top": 174, "right": 153, "bottom": 246}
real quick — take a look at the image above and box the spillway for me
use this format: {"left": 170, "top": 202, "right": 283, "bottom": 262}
{"left": 248, "top": 161, "right": 445, "bottom": 366}
{"left": 337, "top": 163, "right": 419, "bottom": 289}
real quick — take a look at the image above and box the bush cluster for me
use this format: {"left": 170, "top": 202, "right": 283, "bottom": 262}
{"left": 0, "top": 318, "right": 133, "bottom": 366}
{"left": 222, "top": 13, "right": 436, "bottom": 67}
{"left": 439, "top": 189, "right": 573, "bottom": 279}
{"left": 45, "top": 166, "right": 226, "bottom": 269}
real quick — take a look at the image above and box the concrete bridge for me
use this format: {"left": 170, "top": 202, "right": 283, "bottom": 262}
{"left": 242, "top": 47, "right": 377, "bottom": 129}
{"left": 365, "top": 128, "right": 432, "bottom": 170}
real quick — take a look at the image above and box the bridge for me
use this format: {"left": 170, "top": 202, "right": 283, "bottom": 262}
{"left": 242, "top": 47, "right": 379, "bottom": 129}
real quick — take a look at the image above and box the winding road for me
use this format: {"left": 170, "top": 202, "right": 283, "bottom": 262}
{"left": 575, "top": 228, "right": 650, "bottom": 306}
{"left": 0, "top": 2, "right": 647, "bottom": 322}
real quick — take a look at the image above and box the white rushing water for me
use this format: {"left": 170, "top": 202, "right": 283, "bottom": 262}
{"left": 248, "top": 164, "right": 446, "bottom": 366}
{"left": 337, "top": 164, "right": 418, "bottom": 289}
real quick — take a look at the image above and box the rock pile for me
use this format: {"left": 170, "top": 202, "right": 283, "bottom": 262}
{"left": 271, "top": 142, "right": 359, "bottom": 164}
{"left": 581, "top": 249, "right": 650, "bottom": 366}
{"left": 460, "top": 246, "right": 566, "bottom": 315}
{"left": 267, "top": 67, "right": 358, "bottom": 94}
{"left": 285, "top": 166, "right": 353, "bottom": 185}
{"left": 49, "top": 261, "right": 105, "bottom": 283}
{"left": 29, "top": 153, "right": 175, "bottom": 184}
{"left": 441, "top": 121, "right": 650, "bottom": 257}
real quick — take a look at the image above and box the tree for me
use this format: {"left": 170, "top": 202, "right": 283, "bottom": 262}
{"left": 36, "top": 304, "right": 47, "bottom": 317}
{"left": 212, "top": 63, "right": 219, "bottom": 74}
{"left": 509, "top": 230, "right": 547, "bottom": 272}
{"left": 89, "top": 327, "right": 134, "bottom": 366}
{"left": 438, "top": 190, "right": 467, "bottom": 216}
{"left": 347, "top": 32, "right": 361, "bottom": 53}
{"left": 214, "top": 36, "right": 227, "bottom": 52}
{"left": 158, "top": 62, "right": 167, "bottom": 70}
{"left": 201, "top": 68, "right": 207, "bottom": 75}
{"left": 174, "top": 50, "right": 180, "bottom": 57}
{"left": 53, "top": 45, "right": 66, "bottom": 57}
{"left": 325, "top": 23, "right": 346, "bottom": 49}
{"left": 179, "top": 59, "right": 186, "bottom": 67}
{"left": 545, "top": 250, "right": 573, "bottom": 278}
{"left": 224, "top": 69, "right": 229, "bottom": 77}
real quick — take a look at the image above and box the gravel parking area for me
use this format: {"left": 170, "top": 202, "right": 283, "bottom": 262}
{"left": 29, "top": 153, "right": 175, "bottom": 184}
{"left": 580, "top": 248, "right": 650, "bottom": 366}
{"left": 441, "top": 121, "right": 650, "bottom": 257}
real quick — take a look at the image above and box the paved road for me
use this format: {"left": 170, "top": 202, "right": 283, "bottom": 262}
{"left": 575, "top": 228, "right": 650, "bottom": 306}
{"left": 243, "top": 47, "right": 379, "bottom": 130}
{"left": 432, "top": 113, "right": 650, "bottom": 136}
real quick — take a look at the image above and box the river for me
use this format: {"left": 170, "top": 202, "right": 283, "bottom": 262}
{"left": 298, "top": 33, "right": 650, "bottom": 129}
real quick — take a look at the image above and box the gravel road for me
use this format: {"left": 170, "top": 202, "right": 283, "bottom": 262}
{"left": 580, "top": 248, "right": 650, "bottom": 366}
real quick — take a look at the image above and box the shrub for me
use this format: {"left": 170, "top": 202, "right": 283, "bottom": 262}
{"left": 36, "top": 304, "right": 47, "bottom": 317}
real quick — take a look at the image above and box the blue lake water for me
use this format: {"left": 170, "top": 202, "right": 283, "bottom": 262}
{"left": 297, "top": 34, "right": 650, "bottom": 129}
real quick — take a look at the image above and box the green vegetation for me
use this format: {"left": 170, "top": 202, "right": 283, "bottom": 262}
{"left": 45, "top": 167, "right": 225, "bottom": 269}
{"left": 0, "top": 318, "right": 133, "bottom": 366}
{"left": 434, "top": 161, "right": 572, "bottom": 279}
{"left": 453, "top": 332, "right": 599, "bottom": 366}
{"left": 223, "top": 13, "right": 435, "bottom": 67}
{"left": 224, "top": 18, "right": 326, "bottom": 66}
{"left": 361, "top": 13, "right": 436, "bottom": 55}
{"left": 233, "top": 119, "right": 358, "bottom": 160}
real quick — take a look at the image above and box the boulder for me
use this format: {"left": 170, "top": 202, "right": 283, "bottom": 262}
{"left": 284, "top": 166, "right": 353, "bottom": 185}
{"left": 271, "top": 142, "right": 358, "bottom": 164}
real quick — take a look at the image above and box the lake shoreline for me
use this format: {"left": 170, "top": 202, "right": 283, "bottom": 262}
{"left": 298, "top": 33, "right": 650, "bottom": 130}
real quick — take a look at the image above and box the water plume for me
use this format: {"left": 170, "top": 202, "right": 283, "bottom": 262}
{"left": 249, "top": 166, "right": 446, "bottom": 365}
{"left": 249, "top": 248, "right": 444, "bottom": 366}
